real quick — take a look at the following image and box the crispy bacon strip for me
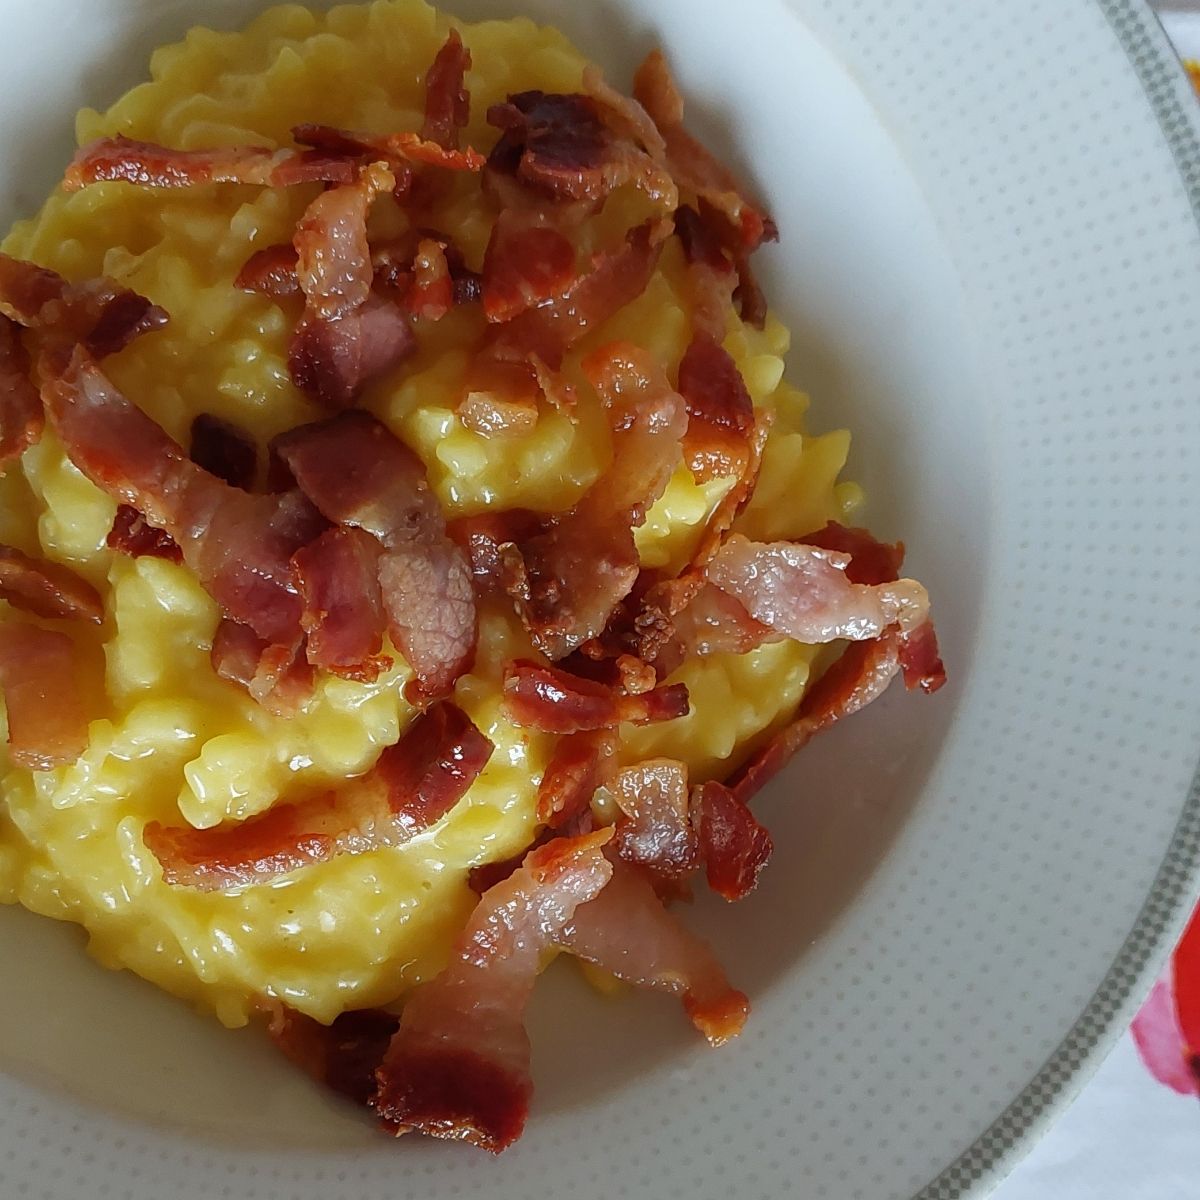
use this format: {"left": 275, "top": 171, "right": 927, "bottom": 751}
{"left": 421, "top": 29, "right": 471, "bottom": 150}
{"left": 678, "top": 334, "right": 753, "bottom": 483}
{"left": 106, "top": 504, "right": 182, "bottom": 562}
{"left": 707, "top": 534, "right": 931, "bottom": 644}
{"left": 43, "top": 350, "right": 325, "bottom": 646}
{"left": 486, "top": 90, "right": 675, "bottom": 207}
{"left": 0, "top": 317, "right": 42, "bottom": 466}
{"left": 292, "top": 526, "right": 390, "bottom": 682}
{"left": 189, "top": 413, "right": 257, "bottom": 490}
{"left": 268, "top": 1005, "right": 399, "bottom": 1108}
{"left": 63, "top": 134, "right": 358, "bottom": 191}
{"left": 633, "top": 51, "right": 777, "bottom": 254}
{"left": 692, "top": 780, "right": 772, "bottom": 901}
{"left": 490, "top": 220, "right": 667, "bottom": 370}
{"left": 501, "top": 341, "right": 686, "bottom": 659}
{"left": 446, "top": 509, "right": 542, "bottom": 591}
{"left": 145, "top": 701, "right": 492, "bottom": 889}
{"left": 274, "top": 411, "right": 476, "bottom": 699}
{"left": 373, "top": 828, "right": 613, "bottom": 1151}
{"left": 558, "top": 856, "right": 748, "bottom": 1044}
{"left": 535, "top": 729, "right": 616, "bottom": 827}
{"left": 292, "top": 123, "right": 484, "bottom": 171}
{"left": 289, "top": 297, "right": 415, "bottom": 410}
{"left": 0, "top": 544, "right": 103, "bottom": 624}
{"left": 235, "top": 244, "right": 301, "bottom": 297}
{"left": 728, "top": 632, "right": 903, "bottom": 805}
{"left": 502, "top": 660, "right": 688, "bottom": 733}
{"left": 0, "top": 623, "right": 89, "bottom": 769}
{"left": 611, "top": 759, "right": 698, "bottom": 882}
{"left": 210, "top": 619, "right": 314, "bottom": 717}
{"left": 481, "top": 215, "right": 576, "bottom": 323}
{"left": 0, "top": 253, "right": 168, "bottom": 358}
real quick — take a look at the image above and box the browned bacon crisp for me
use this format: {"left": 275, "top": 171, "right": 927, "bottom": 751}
{"left": 0, "top": 623, "right": 89, "bottom": 770}
{"left": 144, "top": 701, "right": 492, "bottom": 889}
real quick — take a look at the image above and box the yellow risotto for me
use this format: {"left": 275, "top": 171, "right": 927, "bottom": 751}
{"left": 0, "top": 0, "right": 860, "bottom": 1027}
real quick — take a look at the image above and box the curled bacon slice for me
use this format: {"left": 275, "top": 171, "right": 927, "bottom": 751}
{"left": 692, "top": 780, "right": 772, "bottom": 901}
{"left": 799, "top": 521, "right": 906, "bottom": 586}
{"left": 501, "top": 341, "right": 685, "bottom": 659}
{"left": 43, "top": 350, "right": 325, "bottom": 646}
{"left": 268, "top": 1005, "right": 398, "bottom": 1109}
{"left": 633, "top": 50, "right": 777, "bottom": 254}
{"left": 106, "top": 505, "right": 182, "bottom": 563}
{"left": 0, "top": 544, "right": 103, "bottom": 624}
{"left": 0, "top": 316, "right": 42, "bottom": 466}
{"left": 678, "top": 334, "right": 753, "bottom": 483}
{"left": 373, "top": 828, "right": 613, "bottom": 1151}
{"left": 486, "top": 90, "right": 674, "bottom": 207}
{"left": 274, "top": 411, "right": 476, "bottom": 699}
{"left": 558, "top": 856, "right": 748, "bottom": 1045}
{"left": 289, "top": 297, "right": 415, "bottom": 410}
{"left": 0, "top": 253, "right": 168, "bottom": 358}
{"left": 211, "top": 619, "right": 314, "bottom": 718}
{"left": 502, "top": 660, "right": 688, "bottom": 734}
{"left": 611, "top": 759, "right": 698, "bottom": 882}
{"left": 536, "top": 729, "right": 615, "bottom": 827}
{"left": 0, "top": 623, "right": 88, "bottom": 770}
{"left": 63, "top": 134, "right": 357, "bottom": 191}
{"left": 189, "top": 413, "right": 257, "bottom": 491}
{"left": 707, "top": 534, "right": 931, "bottom": 644}
{"left": 144, "top": 701, "right": 492, "bottom": 890}
{"left": 235, "top": 243, "right": 301, "bottom": 298}
{"left": 292, "top": 123, "right": 484, "bottom": 172}
{"left": 292, "top": 526, "right": 390, "bottom": 682}
{"left": 421, "top": 29, "right": 471, "bottom": 151}
{"left": 490, "top": 220, "right": 667, "bottom": 370}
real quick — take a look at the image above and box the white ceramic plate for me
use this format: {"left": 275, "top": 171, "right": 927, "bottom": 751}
{"left": 2, "top": 1, "right": 1199, "bottom": 1197}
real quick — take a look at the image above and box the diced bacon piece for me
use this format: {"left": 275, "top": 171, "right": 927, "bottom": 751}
{"left": 43, "top": 350, "right": 325, "bottom": 646}
{"left": 289, "top": 297, "right": 415, "bottom": 410}
{"left": 235, "top": 244, "right": 301, "bottom": 297}
{"left": 106, "top": 505, "right": 182, "bottom": 563}
{"left": 502, "top": 660, "right": 688, "bottom": 733}
{"left": 489, "top": 220, "right": 667, "bottom": 371}
{"left": 372, "top": 230, "right": 481, "bottom": 308}
{"left": 707, "top": 534, "right": 932, "bottom": 644}
{"left": 0, "top": 544, "right": 103, "bottom": 624}
{"left": 729, "top": 631, "right": 902, "bottom": 805}
{"left": 0, "top": 623, "right": 88, "bottom": 770}
{"left": 0, "top": 253, "right": 168, "bottom": 358}
{"left": 0, "top": 316, "right": 42, "bottom": 466}
{"left": 558, "top": 857, "right": 748, "bottom": 1045}
{"left": 63, "top": 134, "right": 358, "bottom": 191}
{"left": 274, "top": 411, "right": 476, "bottom": 700}
{"left": 678, "top": 334, "right": 754, "bottom": 483}
{"left": 535, "top": 729, "right": 616, "bottom": 827}
{"left": 373, "top": 828, "right": 613, "bottom": 1151}
{"left": 446, "top": 509, "right": 542, "bottom": 591}
{"left": 633, "top": 51, "right": 777, "bottom": 253}
{"left": 459, "top": 390, "right": 538, "bottom": 438}
{"left": 210, "top": 619, "right": 314, "bottom": 717}
{"left": 501, "top": 341, "right": 685, "bottom": 659}
{"left": 692, "top": 780, "right": 772, "bottom": 901}
{"left": 267, "top": 1005, "right": 398, "bottom": 1108}
{"left": 407, "top": 238, "right": 454, "bottom": 320}
{"left": 898, "top": 618, "right": 947, "bottom": 694}
{"left": 481, "top": 215, "right": 577, "bottom": 323}
{"left": 486, "top": 91, "right": 675, "bottom": 207}
{"left": 421, "top": 29, "right": 471, "bottom": 151}
{"left": 144, "top": 701, "right": 492, "bottom": 890}
{"left": 189, "top": 413, "right": 257, "bottom": 490}
{"left": 292, "top": 526, "right": 390, "bottom": 683}
{"left": 292, "top": 123, "right": 484, "bottom": 171}
{"left": 295, "top": 163, "right": 394, "bottom": 322}
{"left": 611, "top": 759, "right": 698, "bottom": 882}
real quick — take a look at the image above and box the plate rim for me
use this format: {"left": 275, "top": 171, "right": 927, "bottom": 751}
{"left": 912, "top": 7, "right": 1200, "bottom": 1196}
